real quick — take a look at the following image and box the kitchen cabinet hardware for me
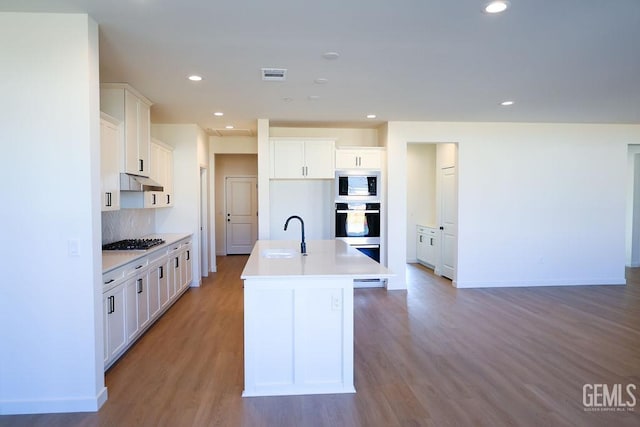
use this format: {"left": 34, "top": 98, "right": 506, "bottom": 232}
{"left": 135, "top": 264, "right": 143, "bottom": 269}
{"left": 152, "top": 194, "right": 156, "bottom": 205}
{"left": 105, "top": 278, "right": 115, "bottom": 284}
{"left": 175, "top": 257, "right": 179, "bottom": 268}
{"left": 137, "top": 278, "right": 143, "bottom": 294}
{"left": 159, "top": 265, "right": 163, "bottom": 279}
{"left": 186, "top": 250, "right": 190, "bottom": 261}
{"left": 139, "top": 159, "right": 144, "bottom": 172}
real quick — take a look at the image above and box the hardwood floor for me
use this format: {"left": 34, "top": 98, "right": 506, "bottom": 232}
{"left": 2, "top": 257, "right": 640, "bottom": 426}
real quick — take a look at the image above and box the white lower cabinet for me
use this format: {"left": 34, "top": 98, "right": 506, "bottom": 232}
{"left": 417, "top": 225, "right": 437, "bottom": 268}
{"left": 103, "top": 285, "right": 126, "bottom": 366}
{"left": 103, "top": 235, "right": 192, "bottom": 370}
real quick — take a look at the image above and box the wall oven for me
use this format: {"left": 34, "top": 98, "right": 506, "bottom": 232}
{"left": 335, "top": 202, "right": 380, "bottom": 262}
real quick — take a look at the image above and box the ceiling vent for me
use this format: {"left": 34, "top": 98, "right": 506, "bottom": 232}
{"left": 261, "top": 68, "right": 287, "bottom": 81}
{"left": 209, "top": 128, "right": 254, "bottom": 137}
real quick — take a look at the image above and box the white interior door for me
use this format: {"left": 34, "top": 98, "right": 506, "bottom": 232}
{"left": 439, "top": 167, "right": 457, "bottom": 280}
{"left": 226, "top": 177, "right": 258, "bottom": 254}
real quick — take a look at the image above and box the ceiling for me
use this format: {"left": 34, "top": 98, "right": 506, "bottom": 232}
{"left": 3, "top": 1, "right": 640, "bottom": 134}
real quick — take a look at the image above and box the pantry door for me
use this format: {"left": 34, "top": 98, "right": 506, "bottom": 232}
{"left": 226, "top": 177, "right": 258, "bottom": 254}
{"left": 439, "top": 167, "right": 457, "bottom": 280}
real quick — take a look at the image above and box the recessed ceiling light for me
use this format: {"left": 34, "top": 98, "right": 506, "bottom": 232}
{"left": 225, "top": 125, "right": 234, "bottom": 129}
{"left": 314, "top": 78, "right": 329, "bottom": 84}
{"left": 322, "top": 51, "right": 340, "bottom": 60}
{"left": 282, "top": 97, "right": 294, "bottom": 103}
{"left": 188, "top": 75, "right": 203, "bottom": 81}
{"left": 308, "top": 95, "right": 320, "bottom": 101}
{"left": 366, "top": 114, "right": 377, "bottom": 119}
{"left": 484, "top": 1, "right": 509, "bottom": 14}
{"left": 213, "top": 111, "right": 224, "bottom": 116}
{"left": 500, "top": 100, "right": 514, "bottom": 106}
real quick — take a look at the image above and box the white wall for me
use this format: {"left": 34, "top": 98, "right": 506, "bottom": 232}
{"left": 151, "top": 124, "right": 206, "bottom": 286}
{"left": 270, "top": 127, "right": 379, "bottom": 147}
{"left": 406, "top": 144, "right": 437, "bottom": 261}
{"left": 269, "top": 181, "right": 334, "bottom": 240}
{"left": 0, "top": 13, "right": 105, "bottom": 414}
{"left": 387, "top": 121, "right": 640, "bottom": 289}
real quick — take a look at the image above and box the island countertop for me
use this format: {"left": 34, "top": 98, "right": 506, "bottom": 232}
{"left": 240, "top": 239, "right": 393, "bottom": 280}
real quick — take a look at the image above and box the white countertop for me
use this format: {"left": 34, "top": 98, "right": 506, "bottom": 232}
{"left": 102, "top": 233, "right": 192, "bottom": 273}
{"left": 241, "top": 239, "right": 393, "bottom": 280}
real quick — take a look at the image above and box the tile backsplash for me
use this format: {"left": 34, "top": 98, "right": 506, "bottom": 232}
{"left": 102, "top": 209, "right": 156, "bottom": 244}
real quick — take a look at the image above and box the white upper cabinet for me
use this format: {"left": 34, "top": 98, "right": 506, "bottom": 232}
{"left": 270, "top": 139, "right": 335, "bottom": 179}
{"left": 335, "top": 147, "right": 383, "bottom": 170}
{"left": 145, "top": 139, "right": 173, "bottom": 208}
{"left": 100, "top": 83, "right": 153, "bottom": 177}
{"left": 100, "top": 114, "right": 120, "bottom": 211}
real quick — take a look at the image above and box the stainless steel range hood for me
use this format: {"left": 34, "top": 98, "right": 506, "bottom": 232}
{"left": 120, "top": 173, "right": 164, "bottom": 192}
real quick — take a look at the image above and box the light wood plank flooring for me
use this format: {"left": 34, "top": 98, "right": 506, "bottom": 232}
{"left": 2, "top": 257, "right": 640, "bottom": 426}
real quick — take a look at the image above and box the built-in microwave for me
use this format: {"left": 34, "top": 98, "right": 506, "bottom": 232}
{"left": 336, "top": 171, "right": 380, "bottom": 201}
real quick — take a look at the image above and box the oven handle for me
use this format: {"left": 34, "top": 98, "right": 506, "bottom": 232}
{"left": 336, "top": 210, "right": 380, "bottom": 214}
{"left": 350, "top": 244, "right": 380, "bottom": 249}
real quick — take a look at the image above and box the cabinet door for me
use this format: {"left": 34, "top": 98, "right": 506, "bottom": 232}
{"left": 164, "top": 149, "right": 173, "bottom": 206}
{"left": 304, "top": 140, "right": 335, "bottom": 178}
{"left": 271, "top": 140, "right": 305, "bottom": 178}
{"left": 416, "top": 232, "right": 428, "bottom": 263}
{"left": 184, "top": 246, "right": 193, "bottom": 288}
{"left": 124, "top": 90, "right": 140, "bottom": 175}
{"left": 170, "top": 252, "right": 181, "bottom": 300}
{"left": 358, "top": 150, "right": 382, "bottom": 169}
{"left": 125, "top": 278, "right": 139, "bottom": 341}
{"left": 335, "top": 150, "right": 359, "bottom": 169}
{"left": 424, "top": 233, "right": 437, "bottom": 266}
{"left": 136, "top": 273, "right": 150, "bottom": 331}
{"left": 137, "top": 100, "right": 150, "bottom": 176}
{"left": 148, "top": 264, "right": 161, "bottom": 319}
{"left": 100, "top": 119, "right": 120, "bottom": 211}
{"left": 159, "top": 260, "right": 171, "bottom": 309}
{"left": 104, "top": 285, "right": 127, "bottom": 365}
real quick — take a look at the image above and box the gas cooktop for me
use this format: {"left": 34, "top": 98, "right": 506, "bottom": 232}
{"left": 102, "top": 238, "right": 165, "bottom": 251}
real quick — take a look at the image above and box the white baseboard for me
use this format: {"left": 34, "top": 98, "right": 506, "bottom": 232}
{"left": 0, "top": 386, "right": 107, "bottom": 415}
{"left": 454, "top": 277, "right": 627, "bottom": 288}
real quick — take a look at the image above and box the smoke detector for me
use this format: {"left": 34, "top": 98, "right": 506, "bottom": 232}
{"left": 261, "top": 68, "right": 287, "bottom": 81}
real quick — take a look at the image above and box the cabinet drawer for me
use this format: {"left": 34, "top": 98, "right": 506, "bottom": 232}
{"left": 103, "top": 269, "right": 126, "bottom": 290}
{"left": 417, "top": 225, "right": 437, "bottom": 235}
{"left": 124, "top": 258, "right": 149, "bottom": 276}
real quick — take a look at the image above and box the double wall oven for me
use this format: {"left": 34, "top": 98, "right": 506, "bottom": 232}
{"left": 335, "top": 171, "right": 381, "bottom": 263}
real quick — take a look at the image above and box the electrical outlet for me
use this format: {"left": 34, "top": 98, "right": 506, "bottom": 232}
{"left": 331, "top": 295, "right": 341, "bottom": 311}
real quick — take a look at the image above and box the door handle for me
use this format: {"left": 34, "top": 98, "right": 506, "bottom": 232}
{"left": 439, "top": 226, "right": 444, "bottom": 230}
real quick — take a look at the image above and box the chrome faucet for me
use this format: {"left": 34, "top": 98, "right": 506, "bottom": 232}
{"left": 284, "top": 215, "right": 307, "bottom": 255}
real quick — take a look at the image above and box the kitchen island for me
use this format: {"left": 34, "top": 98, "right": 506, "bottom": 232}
{"left": 240, "top": 239, "right": 393, "bottom": 397}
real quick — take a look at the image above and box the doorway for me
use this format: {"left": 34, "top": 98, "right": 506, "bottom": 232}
{"left": 225, "top": 176, "right": 258, "bottom": 254}
{"left": 406, "top": 143, "right": 457, "bottom": 282}
{"left": 214, "top": 154, "right": 258, "bottom": 256}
